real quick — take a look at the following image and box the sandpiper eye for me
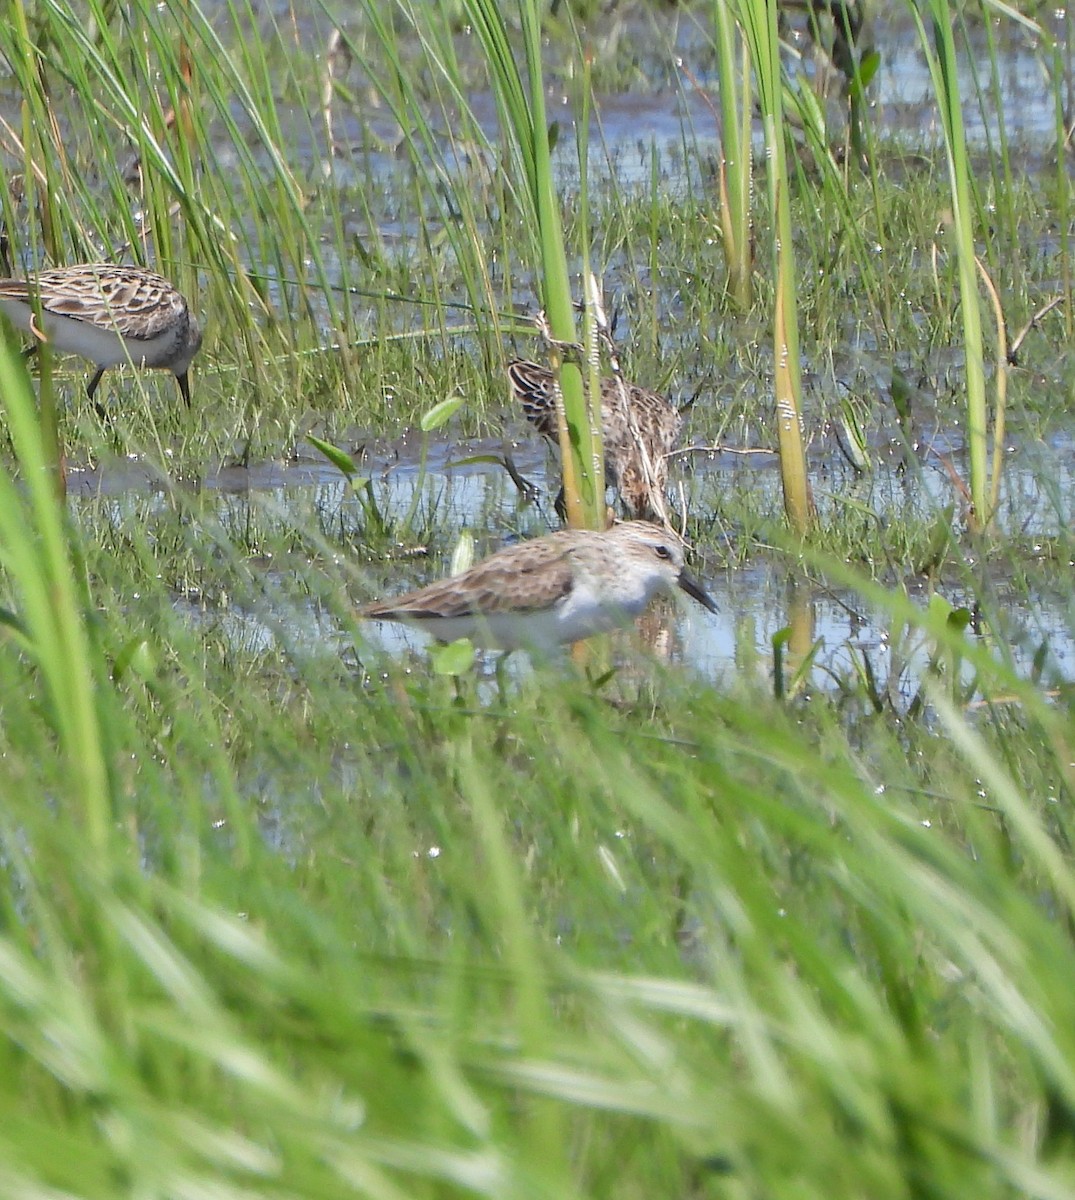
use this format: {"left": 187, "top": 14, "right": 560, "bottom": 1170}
{"left": 654, "top": 545, "right": 671, "bottom": 560}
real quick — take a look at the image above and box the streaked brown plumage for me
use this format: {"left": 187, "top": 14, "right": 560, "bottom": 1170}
{"left": 0, "top": 263, "right": 202, "bottom": 411}
{"left": 507, "top": 358, "right": 682, "bottom": 521}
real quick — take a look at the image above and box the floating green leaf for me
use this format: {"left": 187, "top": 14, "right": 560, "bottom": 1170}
{"left": 857, "top": 48, "right": 881, "bottom": 92}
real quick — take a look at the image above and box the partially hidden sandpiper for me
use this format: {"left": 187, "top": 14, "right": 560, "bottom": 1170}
{"left": 507, "top": 358, "right": 683, "bottom": 522}
{"left": 0, "top": 263, "right": 202, "bottom": 412}
{"left": 359, "top": 521, "right": 717, "bottom": 654}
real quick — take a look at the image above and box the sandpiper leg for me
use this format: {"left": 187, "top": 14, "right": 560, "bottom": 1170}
{"left": 499, "top": 450, "right": 540, "bottom": 503}
{"left": 177, "top": 371, "right": 192, "bottom": 408}
{"left": 86, "top": 367, "right": 108, "bottom": 421}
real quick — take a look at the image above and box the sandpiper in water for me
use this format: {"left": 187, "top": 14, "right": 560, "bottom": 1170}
{"left": 359, "top": 521, "right": 717, "bottom": 653}
{"left": 0, "top": 263, "right": 202, "bottom": 412}
{"left": 507, "top": 359, "right": 683, "bottom": 521}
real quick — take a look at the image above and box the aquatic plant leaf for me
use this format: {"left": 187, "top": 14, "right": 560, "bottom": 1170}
{"left": 445, "top": 455, "right": 504, "bottom": 468}
{"left": 1031, "top": 641, "right": 1049, "bottom": 684}
{"left": 927, "top": 594, "right": 955, "bottom": 623}
{"left": 855, "top": 49, "right": 881, "bottom": 94}
{"left": 946, "top": 607, "right": 972, "bottom": 634}
{"left": 111, "top": 636, "right": 155, "bottom": 683}
{"left": 0, "top": 605, "right": 27, "bottom": 638}
{"left": 838, "top": 399, "right": 870, "bottom": 473}
{"left": 307, "top": 434, "right": 356, "bottom": 480}
{"left": 450, "top": 529, "right": 475, "bottom": 577}
{"left": 772, "top": 626, "right": 792, "bottom": 700}
{"left": 420, "top": 396, "right": 465, "bottom": 432}
{"left": 432, "top": 638, "right": 475, "bottom": 676}
{"left": 786, "top": 78, "right": 826, "bottom": 142}
{"left": 350, "top": 233, "right": 376, "bottom": 269}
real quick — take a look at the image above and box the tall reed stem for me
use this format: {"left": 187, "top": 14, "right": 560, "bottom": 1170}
{"left": 713, "top": 0, "right": 753, "bottom": 309}
{"left": 462, "top": 0, "right": 603, "bottom": 528}
{"left": 919, "top": 2, "right": 989, "bottom": 530}
{"left": 730, "top": 0, "right": 813, "bottom": 533}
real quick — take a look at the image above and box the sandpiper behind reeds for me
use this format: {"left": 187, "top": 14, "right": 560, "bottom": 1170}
{"left": 507, "top": 359, "right": 683, "bottom": 521}
{"left": 359, "top": 520, "right": 717, "bottom": 654}
{"left": 0, "top": 263, "right": 202, "bottom": 412}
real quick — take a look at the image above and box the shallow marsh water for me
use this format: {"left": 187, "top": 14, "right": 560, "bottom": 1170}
{"left": 66, "top": 410, "right": 1075, "bottom": 704}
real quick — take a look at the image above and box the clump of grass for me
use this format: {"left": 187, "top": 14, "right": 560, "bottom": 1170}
{"left": 3, "top": 318, "right": 1075, "bottom": 1198}
{"left": 457, "top": 0, "right": 604, "bottom": 528}
{"left": 8, "top": 461, "right": 1075, "bottom": 1196}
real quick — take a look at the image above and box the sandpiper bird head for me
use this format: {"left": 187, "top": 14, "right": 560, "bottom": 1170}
{"left": 360, "top": 520, "right": 717, "bottom": 654}
{"left": 602, "top": 521, "right": 716, "bottom": 616}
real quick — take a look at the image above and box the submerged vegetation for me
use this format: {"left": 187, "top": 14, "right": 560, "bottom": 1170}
{"left": 0, "top": 0, "right": 1074, "bottom": 1195}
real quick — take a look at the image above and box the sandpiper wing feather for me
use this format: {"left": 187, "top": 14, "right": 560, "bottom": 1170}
{"left": 362, "top": 535, "right": 576, "bottom": 620}
{"left": 0, "top": 265, "right": 190, "bottom": 341}
{"left": 506, "top": 359, "right": 560, "bottom": 439}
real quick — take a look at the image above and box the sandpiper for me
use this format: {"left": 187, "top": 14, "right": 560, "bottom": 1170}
{"left": 507, "top": 359, "right": 683, "bottom": 521}
{"left": 0, "top": 263, "right": 202, "bottom": 412}
{"left": 359, "top": 521, "right": 717, "bottom": 653}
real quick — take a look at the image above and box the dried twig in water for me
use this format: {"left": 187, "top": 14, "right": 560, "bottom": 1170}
{"left": 1008, "top": 295, "right": 1064, "bottom": 364}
